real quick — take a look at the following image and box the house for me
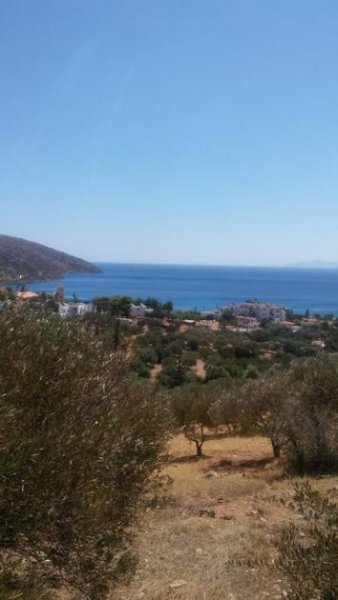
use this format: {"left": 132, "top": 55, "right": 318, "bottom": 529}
{"left": 226, "top": 301, "right": 286, "bottom": 323}
{"left": 301, "top": 318, "right": 320, "bottom": 330}
{"left": 58, "top": 302, "right": 95, "bottom": 318}
{"left": 129, "top": 303, "right": 154, "bottom": 318}
{"left": 278, "top": 320, "right": 301, "bottom": 333}
{"left": 58, "top": 303, "right": 78, "bottom": 318}
{"left": 16, "top": 291, "right": 41, "bottom": 301}
{"left": 77, "top": 302, "right": 95, "bottom": 316}
{"left": 235, "top": 316, "right": 260, "bottom": 330}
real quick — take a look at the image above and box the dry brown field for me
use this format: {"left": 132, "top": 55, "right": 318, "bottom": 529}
{"left": 114, "top": 434, "right": 337, "bottom": 600}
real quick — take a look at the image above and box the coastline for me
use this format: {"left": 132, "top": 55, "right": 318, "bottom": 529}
{"left": 22, "top": 263, "right": 338, "bottom": 316}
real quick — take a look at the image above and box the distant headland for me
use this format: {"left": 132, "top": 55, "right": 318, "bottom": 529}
{"left": 0, "top": 234, "right": 100, "bottom": 283}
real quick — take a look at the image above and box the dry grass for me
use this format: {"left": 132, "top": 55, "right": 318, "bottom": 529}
{"left": 114, "top": 435, "right": 337, "bottom": 600}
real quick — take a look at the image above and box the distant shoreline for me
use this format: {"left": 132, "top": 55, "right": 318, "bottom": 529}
{"left": 23, "top": 263, "right": 338, "bottom": 316}
{"left": 94, "top": 261, "right": 338, "bottom": 270}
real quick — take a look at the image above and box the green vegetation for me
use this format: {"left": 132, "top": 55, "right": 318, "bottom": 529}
{"left": 278, "top": 482, "right": 338, "bottom": 599}
{"left": 0, "top": 304, "right": 169, "bottom": 599}
{"left": 212, "top": 355, "right": 338, "bottom": 474}
{"left": 1, "top": 296, "right": 337, "bottom": 598}
{"left": 93, "top": 294, "right": 133, "bottom": 317}
{"left": 0, "top": 233, "right": 99, "bottom": 282}
{"left": 172, "top": 385, "right": 214, "bottom": 456}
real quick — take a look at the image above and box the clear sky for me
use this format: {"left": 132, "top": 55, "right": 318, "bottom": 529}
{"left": 1, "top": 0, "right": 338, "bottom": 265}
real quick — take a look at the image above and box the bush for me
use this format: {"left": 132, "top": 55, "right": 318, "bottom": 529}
{"left": 172, "top": 385, "right": 214, "bottom": 456}
{"left": 186, "top": 337, "right": 199, "bottom": 351}
{"left": 158, "top": 360, "right": 186, "bottom": 387}
{"left": 205, "top": 354, "right": 230, "bottom": 381}
{"left": 0, "top": 305, "right": 169, "bottom": 599}
{"left": 181, "top": 351, "right": 198, "bottom": 366}
{"left": 130, "top": 358, "right": 150, "bottom": 378}
{"left": 211, "top": 354, "right": 338, "bottom": 471}
{"left": 283, "top": 356, "right": 338, "bottom": 473}
{"left": 278, "top": 482, "right": 338, "bottom": 600}
{"left": 137, "top": 345, "right": 158, "bottom": 366}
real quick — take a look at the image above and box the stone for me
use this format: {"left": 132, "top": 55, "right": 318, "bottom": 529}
{"left": 169, "top": 580, "right": 188, "bottom": 590}
{"left": 199, "top": 508, "right": 216, "bottom": 518}
{"left": 204, "top": 470, "right": 221, "bottom": 479}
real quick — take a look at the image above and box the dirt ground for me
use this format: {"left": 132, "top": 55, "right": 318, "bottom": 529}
{"left": 115, "top": 435, "right": 337, "bottom": 600}
{"left": 191, "top": 358, "right": 206, "bottom": 379}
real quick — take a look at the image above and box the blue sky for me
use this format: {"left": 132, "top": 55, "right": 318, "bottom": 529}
{"left": 1, "top": 0, "right": 338, "bottom": 265}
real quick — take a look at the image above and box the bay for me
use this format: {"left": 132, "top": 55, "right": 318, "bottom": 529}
{"left": 27, "top": 263, "right": 338, "bottom": 315}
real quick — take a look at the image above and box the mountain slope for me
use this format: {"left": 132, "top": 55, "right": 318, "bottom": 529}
{"left": 0, "top": 234, "right": 100, "bottom": 282}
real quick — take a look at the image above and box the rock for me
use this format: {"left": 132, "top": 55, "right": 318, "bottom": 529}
{"left": 204, "top": 470, "right": 220, "bottom": 479}
{"left": 221, "top": 514, "right": 234, "bottom": 520}
{"left": 169, "top": 579, "right": 188, "bottom": 590}
{"left": 199, "top": 508, "right": 216, "bottom": 518}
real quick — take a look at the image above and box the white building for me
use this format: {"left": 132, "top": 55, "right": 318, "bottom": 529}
{"left": 226, "top": 301, "right": 286, "bottom": 323}
{"left": 129, "top": 303, "right": 154, "bottom": 318}
{"left": 58, "top": 302, "right": 95, "bottom": 318}
{"left": 77, "top": 302, "right": 95, "bottom": 316}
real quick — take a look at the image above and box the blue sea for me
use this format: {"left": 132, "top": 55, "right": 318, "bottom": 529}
{"left": 27, "top": 263, "right": 338, "bottom": 315}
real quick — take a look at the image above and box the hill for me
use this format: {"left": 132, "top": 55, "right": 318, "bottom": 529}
{"left": 288, "top": 260, "right": 338, "bottom": 269}
{"left": 0, "top": 234, "right": 100, "bottom": 282}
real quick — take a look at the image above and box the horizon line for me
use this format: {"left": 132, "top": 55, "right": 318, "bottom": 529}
{"left": 89, "top": 260, "right": 338, "bottom": 270}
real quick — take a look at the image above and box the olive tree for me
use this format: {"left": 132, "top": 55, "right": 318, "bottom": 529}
{"left": 283, "top": 355, "right": 338, "bottom": 473}
{"left": 0, "top": 304, "right": 169, "bottom": 599}
{"left": 213, "top": 355, "right": 338, "bottom": 471}
{"left": 210, "top": 371, "right": 289, "bottom": 458}
{"left": 171, "top": 384, "right": 215, "bottom": 457}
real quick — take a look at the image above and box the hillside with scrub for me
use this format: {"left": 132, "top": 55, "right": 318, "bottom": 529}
{"left": 0, "top": 300, "right": 337, "bottom": 599}
{"left": 0, "top": 234, "right": 100, "bottom": 282}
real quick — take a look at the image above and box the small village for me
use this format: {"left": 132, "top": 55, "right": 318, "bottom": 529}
{"left": 3, "top": 285, "right": 333, "bottom": 339}
{"left": 1, "top": 284, "right": 334, "bottom": 391}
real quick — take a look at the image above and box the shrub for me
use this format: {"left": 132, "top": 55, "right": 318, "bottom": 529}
{"left": 181, "top": 351, "right": 198, "bottom": 366}
{"left": 186, "top": 337, "right": 199, "bottom": 351}
{"left": 0, "top": 305, "right": 169, "bottom": 599}
{"left": 137, "top": 345, "right": 158, "bottom": 366}
{"left": 172, "top": 385, "right": 213, "bottom": 456}
{"left": 205, "top": 354, "right": 230, "bottom": 381}
{"left": 278, "top": 482, "right": 338, "bottom": 600}
{"left": 283, "top": 355, "right": 338, "bottom": 473}
{"left": 212, "top": 355, "right": 338, "bottom": 471}
{"left": 130, "top": 358, "right": 150, "bottom": 378}
{"left": 158, "top": 360, "right": 186, "bottom": 387}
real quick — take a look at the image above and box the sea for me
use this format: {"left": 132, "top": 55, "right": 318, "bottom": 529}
{"left": 24, "top": 263, "right": 338, "bottom": 316}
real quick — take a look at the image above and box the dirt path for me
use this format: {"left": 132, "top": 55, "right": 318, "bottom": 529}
{"left": 192, "top": 358, "right": 206, "bottom": 379}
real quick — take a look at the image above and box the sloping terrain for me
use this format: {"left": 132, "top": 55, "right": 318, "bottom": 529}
{"left": 0, "top": 234, "right": 100, "bottom": 282}
{"left": 114, "top": 435, "right": 337, "bottom": 600}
